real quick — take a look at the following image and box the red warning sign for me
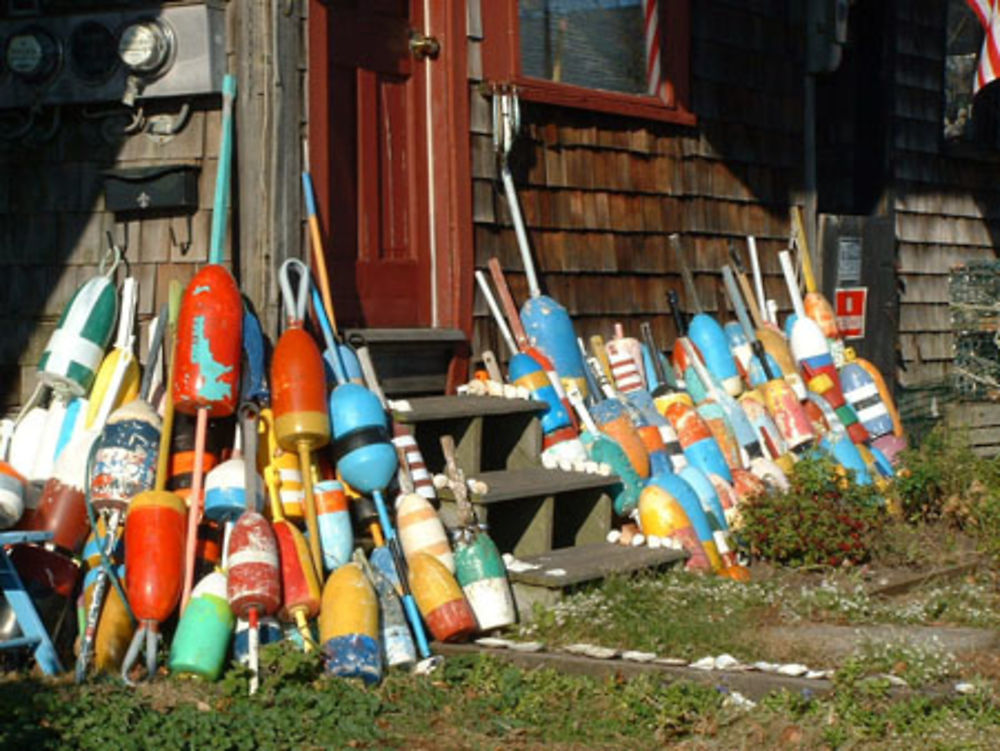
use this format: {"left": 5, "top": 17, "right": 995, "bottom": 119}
{"left": 835, "top": 287, "right": 867, "bottom": 340}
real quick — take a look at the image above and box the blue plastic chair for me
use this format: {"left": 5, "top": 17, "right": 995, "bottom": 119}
{"left": 0, "top": 531, "right": 64, "bottom": 675}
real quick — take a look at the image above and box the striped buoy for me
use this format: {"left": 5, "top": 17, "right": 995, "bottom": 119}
{"left": 315, "top": 480, "right": 353, "bottom": 572}
{"left": 273, "top": 451, "right": 305, "bottom": 521}
{"left": 397, "top": 492, "right": 454, "bottom": 573}
{"left": 38, "top": 276, "right": 118, "bottom": 398}
{"left": 453, "top": 531, "right": 516, "bottom": 632}
{"left": 392, "top": 433, "right": 436, "bottom": 501}
{"left": 408, "top": 552, "right": 477, "bottom": 643}
{"left": 840, "top": 362, "right": 894, "bottom": 439}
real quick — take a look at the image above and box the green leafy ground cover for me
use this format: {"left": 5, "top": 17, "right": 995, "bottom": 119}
{"left": 5, "top": 428, "right": 1000, "bottom": 749}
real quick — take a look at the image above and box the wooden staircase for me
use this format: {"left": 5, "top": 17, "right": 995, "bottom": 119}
{"left": 390, "top": 394, "right": 686, "bottom": 619}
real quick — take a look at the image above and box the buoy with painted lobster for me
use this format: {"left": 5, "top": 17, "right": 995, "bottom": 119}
{"left": 319, "top": 561, "right": 382, "bottom": 684}
{"left": 225, "top": 510, "right": 281, "bottom": 693}
{"left": 175, "top": 74, "right": 243, "bottom": 612}
{"left": 272, "top": 258, "right": 330, "bottom": 574}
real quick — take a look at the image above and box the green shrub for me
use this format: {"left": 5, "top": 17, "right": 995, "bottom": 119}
{"left": 740, "top": 455, "right": 885, "bottom": 567}
{"left": 889, "top": 427, "right": 1000, "bottom": 525}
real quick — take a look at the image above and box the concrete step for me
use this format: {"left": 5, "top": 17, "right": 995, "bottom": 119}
{"left": 506, "top": 543, "right": 687, "bottom": 617}
{"left": 437, "top": 468, "right": 620, "bottom": 558}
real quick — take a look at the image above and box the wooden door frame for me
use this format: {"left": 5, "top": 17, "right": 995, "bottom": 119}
{"left": 307, "top": 0, "right": 473, "bottom": 339}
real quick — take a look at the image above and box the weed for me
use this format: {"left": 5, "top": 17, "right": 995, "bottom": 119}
{"left": 740, "top": 455, "right": 886, "bottom": 567}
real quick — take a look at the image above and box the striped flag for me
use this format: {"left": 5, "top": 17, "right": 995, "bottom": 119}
{"left": 968, "top": 0, "right": 1000, "bottom": 94}
{"left": 644, "top": 0, "right": 665, "bottom": 98}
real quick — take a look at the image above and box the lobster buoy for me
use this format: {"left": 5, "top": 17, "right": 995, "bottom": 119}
{"left": 637, "top": 483, "right": 710, "bottom": 572}
{"left": 392, "top": 433, "right": 436, "bottom": 502}
{"left": 688, "top": 314, "right": 742, "bottom": 398}
{"left": 370, "top": 563, "right": 416, "bottom": 669}
{"left": 409, "top": 551, "right": 477, "bottom": 643}
{"left": 646, "top": 475, "right": 722, "bottom": 573}
{"left": 319, "top": 562, "right": 382, "bottom": 684}
{"left": 696, "top": 401, "right": 743, "bottom": 472}
{"left": 274, "top": 518, "right": 322, "bottom": 649}
{"left": 38, "top": 275, "right": 118, "bottom": 397}
{"left": 590, "top": 399, "right": 650, "bottom": 479}
{"left": 397, "top": 492, "right": 454, "bottom": 573}
{"left": 90, "top": 400, "right": 161, "bottom": 515}
{"left": 329, "top": 383, "right": 396, "bottom": 494}
{"left": 662, "top": 397, "right": 732, "bottom": 483}
{"left": 227, "top": 510, "right": 281, "bottom": 691}
{"left": 233, "top": 616, "right": 284, "bottom": 666}
{"left": 0, "top": 462, "right": 26, "bottom": 529}
{"left": 81, "top": 522, "right": 132, "bottom": 673}
{"left": 166, "top": 412, "right": 221, "bottom": 503}
{"left": 453, "top": 530, "right": 516, "bottom": 632}
{"left": 521, "top": 295, "right": 588, "bottom": 397}
{"left": 840, "top": 362, "right": 895, "bottom": 439}
{"left": 508, "top": 352, "right": 574, "bottom": 438}
{"left": 169, "top": 570, "right": 234, "bottom": 680}
{"left": 315, "top": 480, "right": 353, "bottom": 572}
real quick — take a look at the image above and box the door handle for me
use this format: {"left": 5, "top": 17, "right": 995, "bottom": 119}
{"left": 409, "top": 30, "right": 440, "bottom": 60}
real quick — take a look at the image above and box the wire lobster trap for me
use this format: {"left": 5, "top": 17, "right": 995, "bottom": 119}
{"left": 950, "top": 262, "right": 1000, "bottom": 401}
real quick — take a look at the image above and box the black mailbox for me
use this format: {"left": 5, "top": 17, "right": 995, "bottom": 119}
{"left": 103, "top": 164, "right": 200, "bottom": 215}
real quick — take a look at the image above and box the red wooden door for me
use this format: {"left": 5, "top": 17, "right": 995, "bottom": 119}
{"left": 319, "top": 0, "right": 431, "bottom": 327}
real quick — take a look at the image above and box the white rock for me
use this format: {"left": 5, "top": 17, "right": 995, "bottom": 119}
{"left": 714, "top": 654, "right": 741, "bottom": 670}
{"left": 646, "top": 535, "right": 662, "bottom": 549}
{"left": 654, "top": 657, "right": 688, "bottom": 667}
{"left": 597, "top": 462, "right": 612, "bottom": 475}
{"left": 508, "top": 641, "right": 545, "bottom": 653}
{"left": 879, "top": 674, "right": 909, "bottom": 687}
{"left": 955, "top": 682, "right": 978, "bottom": 695}
{"left": 777, "top": 663, "right": 808, "bottom": 677}
{"left": 752, "top": 661, "right": 779, "bottom": 673}
{"left": 690, "top": 656, "right": 716, "bottom": 671}
{"left": 621, "top": 650, "right": 657, "bottom": 663}
{"left": 723, "top": 690, "right": 756, "bottom": 709}
{"left": 541, "top": 453, "right": 558, "bottom": 469}
{"left": 504, "top": 559, "right": 541, "bottom": 573}
{"left": 557, "top": 458, "right": 573, "bottom": 472}
{"left": 475, "top": 637, "right": 514, "bottom": 649}
{"left": 606, "top": 530, "right": 622, "bottom": 544}
{"left": 515, "top": 386, "right": 531, "bottom": 400}
{"left": 486, "top": 380, "right": 504, "bottom": 397}
{"left": 502, "top": 384, "right": 519, "bottom": 399}
{"left": 432, "top": 474, "right": 449, "bottom": 490}
{"left": 630, "top": 533, "right": 645, "bottom": 547}
{"left": 584, "top": 461, "right": 599, "bottom": 474}
{"left": 581, "top": 645, "right": 618, "bottom": 660}
{"left": 543, "top": 568, "right": 567, "bottom": 577}
{"left": 456, "top": 384, "right": 471, "bottom": 395}
{"left": 467, "top": 478, "right": 489, "bottom": 495}
{"left": 805, "top": 669, "right": 831, "bottom": 680}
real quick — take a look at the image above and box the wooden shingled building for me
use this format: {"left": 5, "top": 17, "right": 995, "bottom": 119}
{"left": 2, "top": 1, "right": 1000, "bottom": 451}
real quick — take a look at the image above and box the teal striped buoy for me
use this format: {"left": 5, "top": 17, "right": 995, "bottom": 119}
{"left": 38, "top": 276, "right": 118, "bottom": 397}
{"left": 453, "top": 531, "right": 516, "bottom": 632}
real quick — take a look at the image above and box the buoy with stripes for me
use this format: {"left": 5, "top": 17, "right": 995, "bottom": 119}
{"left": 226, "top": 510, "right": 281, "bottom": 693}
{"left": 452, "top": 528, "right": 516, "bottom": 632}
{"left": 840, "top": 362, "right": 894, "bottom": 439}
{"left": 392, "top": 433, "right": 436, "bottom": 502}
{"left": 38, "top": 274, "right": 118, "bottom": 398}
{"left": 319, "top": 562, "right": 382, "bottom": 684}
{"left": 398, "top": 492, "right": 454, "bottom": 573}
{"left": 85, "top": 277, "right": 141, "bottom": 430}
{"left": 169, "top": 569, "right": 234, "bottom": 680}
{"left": 590, "top": 399, "right": 650, "bottom": 479}
{"left": 661, "top": 396, "right": 732, "bottom": 483}
{"left": 409, "top": 551, "right": 477, "bottom": 643}
{"left": 315, "top": 479, "right": 353, "bottom": 573}
{"left": 606, "top": 325, "right": 645, "bottom": 394}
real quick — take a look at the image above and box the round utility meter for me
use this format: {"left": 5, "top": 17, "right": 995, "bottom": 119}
{"left": 70, "top": 21, "right": 119, "bottom": 83}
{"left": 117, "top": 20, "right": 172, "bottom": 75}
{"left": 6, "top": 27, "right": 60, "bottom": 83}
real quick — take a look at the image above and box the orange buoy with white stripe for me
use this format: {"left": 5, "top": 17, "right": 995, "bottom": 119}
{"left": 397, "top": 492, "right": 454, "bottom": 573}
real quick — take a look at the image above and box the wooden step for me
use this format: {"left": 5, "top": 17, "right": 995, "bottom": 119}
{"left": 437, "top": 468, "right": 620, "bottom": 558}
{"left": 392, "top": 396, "right": 546, "bottom": 474}
{"left": 506, "top": 543, "right": 687, "bottom": 619}
{"left": 346, "top": 327, "right": 466, "bottom": 397}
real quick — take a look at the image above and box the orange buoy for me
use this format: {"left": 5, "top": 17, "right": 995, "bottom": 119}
{"left": 408, "top": 552, "right": 477, "bottom": 643}
{"left": 637, "top": 483, "right": 711, "bottom": 572}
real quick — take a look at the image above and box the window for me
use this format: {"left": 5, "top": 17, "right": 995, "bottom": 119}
{"left": 943, "top": 0, "right": 1000, "bottom": 149}
{"left": 482, "top": 0, "right": 693, "bottom": 124}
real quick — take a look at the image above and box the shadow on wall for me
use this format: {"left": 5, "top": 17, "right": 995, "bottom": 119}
{"left": 0, "top": 2, "right": 230, "bottom": 411}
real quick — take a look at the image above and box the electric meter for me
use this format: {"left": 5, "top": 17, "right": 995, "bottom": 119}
{"left": 6, "top": 27, "right": 60, "bottom": 82}
{"left": 117, "top": 20, "right": 172, "bottom": 76}
{"left": 69, "top": 21, "right": 118, "bottom": 84}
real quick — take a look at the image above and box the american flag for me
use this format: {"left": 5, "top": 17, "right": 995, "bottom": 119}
{"left": 968, "top": 0, "right": 1000, "bottom": 94}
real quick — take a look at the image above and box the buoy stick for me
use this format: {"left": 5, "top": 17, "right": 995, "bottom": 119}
{"left": 248, "top": 607, "right": 260, "bottom": 695}
{"left": 670, "top": 233, "right": 704, "bottom": 314}
{"left": 747, "top": 235, "right": 770, "bottom": 324}
{"left": 791, "top": 206, "right": 818, "bottom": 294}
{"left": 475, "top": 270, "right": 518, "bottom": 356}
{"left": 180, "top": 407, "right": 209, "bottom": 612}
{"left": 302, "top": 172, "right": 338, "bottom": 336}
{"left": 298, "top": 441, "right": 322, "bottom": 573}
{"left": 778, "top": 250, "right": 807, "bottom": 320}
{"left": 209, "top": 75, "right": 237, "bottom": 266}
{"left": 371, "top": 488, "right": 432, "bottom": 659}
